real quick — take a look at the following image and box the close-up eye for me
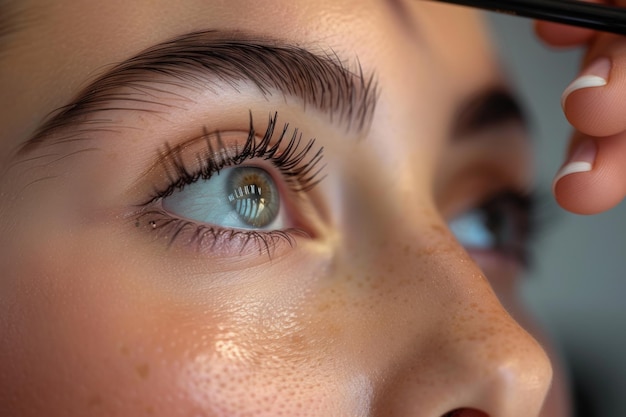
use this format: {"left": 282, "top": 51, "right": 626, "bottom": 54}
{"left": 163, "top": 165, "right": 284, "bottom": 230}
{"left": 135, "top": 112, "right": 325, "bottom": 254}
{"left": 449, "top": 191, "right": 536, "bottom": 265}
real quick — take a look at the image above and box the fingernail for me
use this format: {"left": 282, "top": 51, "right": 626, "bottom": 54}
{"left": 552, "top": 139, "right": 597, "bottom": 193}
{"left": 561, "top": 57, "right": 611, "bottom": 109}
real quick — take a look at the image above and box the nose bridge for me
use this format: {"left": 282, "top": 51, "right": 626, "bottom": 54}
{"left": 359, "top": 221, "right": 553, "bottom": 417}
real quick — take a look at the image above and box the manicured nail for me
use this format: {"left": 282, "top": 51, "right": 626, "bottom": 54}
{"left": 561, "top": 57, "right": 611, "bottom": 109}
{"left": 552, "top": 140, "right": 597, "bottom": 193}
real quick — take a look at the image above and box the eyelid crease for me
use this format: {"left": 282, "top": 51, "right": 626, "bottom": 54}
{"left": 17, "top": 30, "right": 379, "bottom": 157}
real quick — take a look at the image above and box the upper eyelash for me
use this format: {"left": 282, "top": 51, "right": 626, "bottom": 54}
{"left": 144, "top": 111, "right": 326, "bottom": 205}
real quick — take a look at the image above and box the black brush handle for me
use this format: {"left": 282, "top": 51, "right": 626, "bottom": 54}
{"left": 430, "top": 0, "right": 626, "bottom": 35}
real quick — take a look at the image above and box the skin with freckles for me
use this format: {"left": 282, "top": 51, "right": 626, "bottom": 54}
{"left": 0, "top": 0, "right": 591, "bottom": 416}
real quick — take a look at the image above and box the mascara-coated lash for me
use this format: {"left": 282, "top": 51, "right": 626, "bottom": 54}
{"left": 143, "top": 111, "right": 325, "bottom": 204}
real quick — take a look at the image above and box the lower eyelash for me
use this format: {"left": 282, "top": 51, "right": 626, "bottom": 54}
{"left": 135, "top": 209, "right": 308, "bottom": 258}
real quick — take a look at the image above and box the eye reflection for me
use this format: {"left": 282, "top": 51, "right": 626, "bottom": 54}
{"left": 226, "top": 167, "right": 279, "bottom": 228}
{"left": 162, "top": 165, "right": 283, "bottom": 230}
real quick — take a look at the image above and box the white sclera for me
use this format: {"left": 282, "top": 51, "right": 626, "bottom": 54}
{"left": 449, "top": 210, "right": 495, "bottom": 249}
{"left": 162, "top": 166, "right": 284, "bottom": 230}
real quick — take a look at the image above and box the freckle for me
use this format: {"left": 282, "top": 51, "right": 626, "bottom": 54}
{"left": 289, "top": 333, "right": 306, "bottom": 349}
{"left": 430, "top": 223, "right": 446, "bottom": 233}
{"left": 136, "top": 363, "right": 150, "bottom": 379}
{"left": 119, "top": 344, "right": 129, "bottom": 356}
{"left": 345, "top": 274, "right": 353, "bottom": 282}
{"left": 145, "top": 406, "right": 154, "bottom": 415}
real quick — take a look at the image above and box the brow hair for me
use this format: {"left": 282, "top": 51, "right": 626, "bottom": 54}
{"left": 18, "top": 30, "right": 379, "bottom": 156}
{"left": 0, "top": 1, "right": 23, "bottom": 55}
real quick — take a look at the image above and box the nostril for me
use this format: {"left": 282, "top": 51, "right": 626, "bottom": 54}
{"left": 442, "top": 409, "right": 488, "bottom": 417}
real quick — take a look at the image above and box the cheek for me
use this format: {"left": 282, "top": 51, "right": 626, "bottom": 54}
{"left": 0, "top": 229, "right": 371, "bottom": 417}
{"left": 1, "top": 238, "right": 211, "bottom": 415}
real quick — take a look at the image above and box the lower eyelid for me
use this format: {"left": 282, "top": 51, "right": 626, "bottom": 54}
{"left": 133, "top": 207, "right": 308, "bottom": 259}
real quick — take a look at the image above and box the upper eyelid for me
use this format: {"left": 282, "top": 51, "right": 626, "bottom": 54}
{"left": 16, "top": 30, "right": 379, "bottom": 159}
{"left": 136, "top": 111, "right": 325, "bottom": 205}
{"left": 137, "top": 112, "right": 267, "bottom": 194}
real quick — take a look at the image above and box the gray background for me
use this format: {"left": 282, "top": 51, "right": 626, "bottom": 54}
{"left": 487, "top": 13, "right": 626, "bottom": 416}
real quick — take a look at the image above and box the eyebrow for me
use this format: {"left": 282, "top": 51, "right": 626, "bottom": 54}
{"left": 452, "top": 87, "right": 528, "bottom": 139}
{"left": 18, "top": 30, "right": 379, "bottom": 156}
{"left": 0, "top": 1, "right": 25, "bottom": 55}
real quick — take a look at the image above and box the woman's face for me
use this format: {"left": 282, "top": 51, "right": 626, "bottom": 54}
{"left": 0, "top": 1, "right": 570, "bottom": 416}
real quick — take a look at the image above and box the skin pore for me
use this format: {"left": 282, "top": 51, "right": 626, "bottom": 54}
{"left": 0, "top": 1, "right": 573, "bottom": 416}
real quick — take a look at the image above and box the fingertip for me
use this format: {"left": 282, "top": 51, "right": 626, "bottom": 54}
{"left": 553, "top": 136, "right": 626, "bottom": 215}
{"left": 553, "top": 170, "right": 623, "bottom": 215}
{"left": 534, "top": 21, "right": 595, "bottom": 47}
{"left": 561, "top": 56, "right": 625, "bottom": 137}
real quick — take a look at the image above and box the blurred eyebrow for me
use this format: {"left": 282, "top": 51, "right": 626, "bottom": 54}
{"left": 18, "top": 30, "right": 379, "bottom": 156}
{"left": 452, "top": 88, "right": 528, "bottom": 139}
{"left": 0, "top": 1, "right": 26, "bottom": 55}
{"left": 0, "top": 3, "right": 12, "bottom": 45}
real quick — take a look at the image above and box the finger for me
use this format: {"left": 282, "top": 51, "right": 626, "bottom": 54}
{"left": 534, "top": 21, "right": 595, "bottom": 47}
{"left": 561, "top": 43, "right": 626, "bottom": 137}
{"left": 553, "top": 133, "right": 626, "bottom": 214}
{"left": 533, "top": 0, "right": 603, "bottom": 47}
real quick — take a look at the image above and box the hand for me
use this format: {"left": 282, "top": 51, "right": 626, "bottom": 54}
{"left": 535, "top": 0, "right": 626, "bottom": 214}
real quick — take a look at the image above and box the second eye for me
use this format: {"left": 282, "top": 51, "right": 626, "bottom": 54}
{"left": 448, "top": 191, "right": 535, "bottom": 266}
{"left": 162, "top": 166, "right": 284, "bottom": 230}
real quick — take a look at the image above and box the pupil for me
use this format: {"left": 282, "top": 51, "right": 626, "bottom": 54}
{"left": 226, "top": 167, "right": 279, "bottom": 228}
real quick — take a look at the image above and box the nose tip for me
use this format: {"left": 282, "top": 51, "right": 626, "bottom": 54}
{"left": 368, "top": 255, "right": 554, "bottom": 417}
{"left": 433, "top": 295, "right": 554, "bottom": 417}
{"left": 461, "top": 338, "right": 553, "bottom": 416}
{"left": 373, "top": 302, "right": 554, "bottom": 417}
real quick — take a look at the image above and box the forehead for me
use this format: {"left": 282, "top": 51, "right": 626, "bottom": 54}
{"left": 0, "top": 0, "right": 496, "bottom": 157}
